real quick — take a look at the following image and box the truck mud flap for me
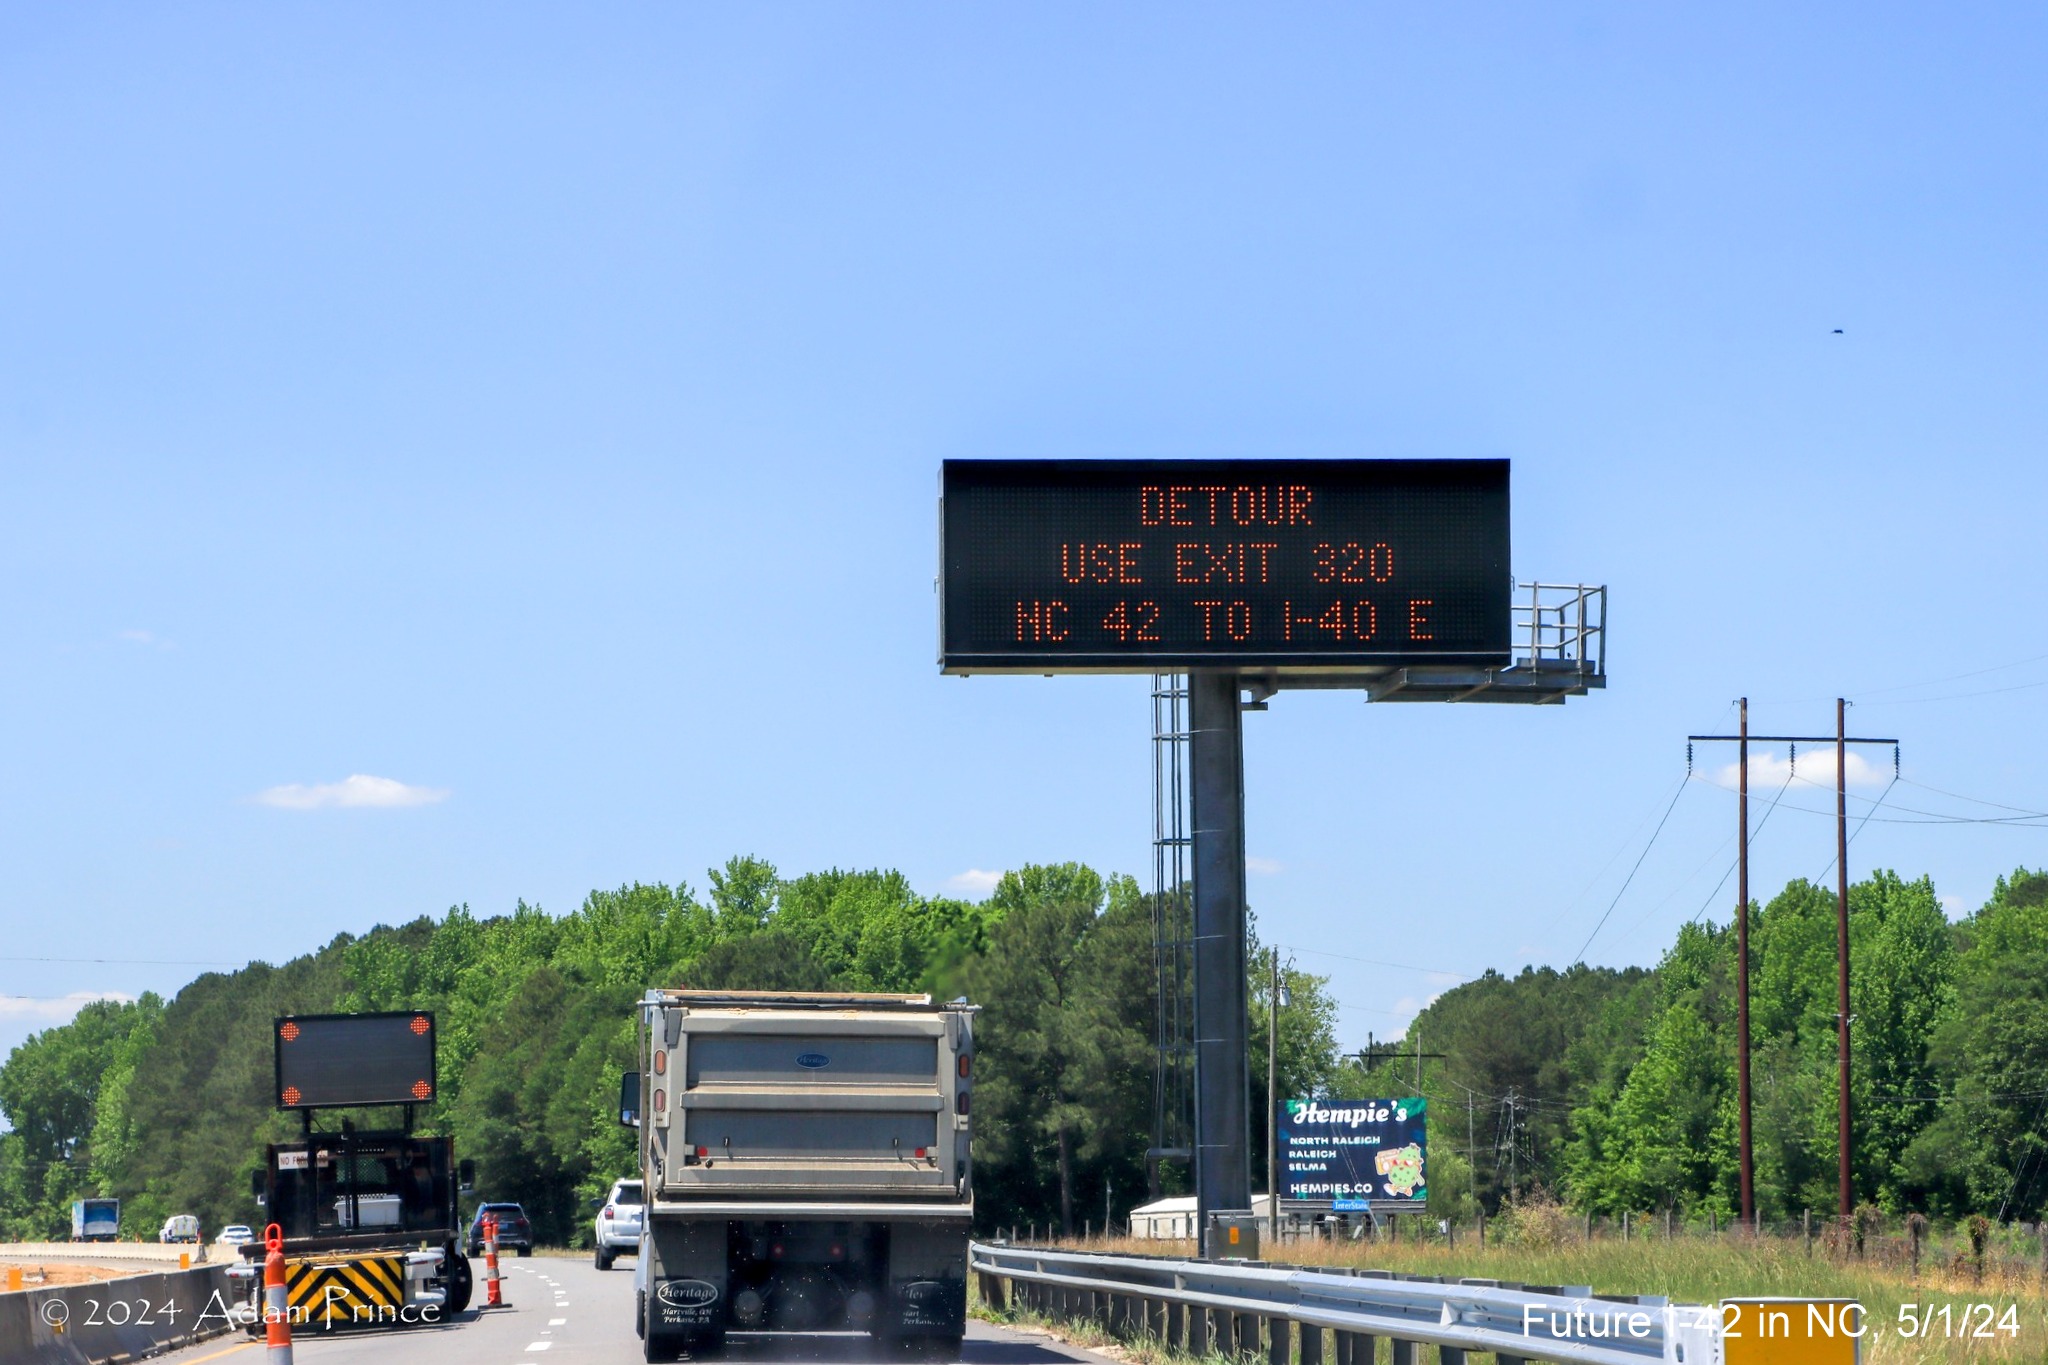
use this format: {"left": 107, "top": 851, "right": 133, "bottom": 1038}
{"left": 890, "top": 1279, "right": 966, "bottom": 1334}
{"left": 651, "top": 1277, "right": 723, "bottom": 1331}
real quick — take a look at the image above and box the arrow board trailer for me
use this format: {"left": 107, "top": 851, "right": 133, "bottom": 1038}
{"left": 227, "top": 1012, "right": 475, "bottom": 1333}
{"left": 626, "top": 991, "right": 976, "bottom": 1362}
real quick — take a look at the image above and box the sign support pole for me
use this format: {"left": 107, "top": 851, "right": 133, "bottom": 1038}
{"left": 1190, "top": 669, "right": 1252, "bottom": 1257}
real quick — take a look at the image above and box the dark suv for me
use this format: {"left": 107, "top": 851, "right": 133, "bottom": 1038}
{"left": 466, "top": 1202, "right": 534, "bottom": 1256}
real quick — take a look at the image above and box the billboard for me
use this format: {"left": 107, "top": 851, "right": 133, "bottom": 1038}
{"left": 939, "top": 459, "right": 1511, "bottom": 672}
{"left": 1278, "top": 1097, "right": 1427, "bottom": 1210}
{"left": 274, "top": 1011, "right": 437, "bottom": 1110}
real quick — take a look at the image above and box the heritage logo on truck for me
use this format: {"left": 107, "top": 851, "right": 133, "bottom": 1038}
{"left": 655, "top": 1279, "right": 721, "bottom": 1327}
{"left": 796, "top": 1053, "right": 831, "bottom": 1069}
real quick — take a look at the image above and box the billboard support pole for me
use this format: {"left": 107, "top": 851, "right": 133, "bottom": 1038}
{"left": 1190, "top": 669, "right": 1252, "bottom": 1257}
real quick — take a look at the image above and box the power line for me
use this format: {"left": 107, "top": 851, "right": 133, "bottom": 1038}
{"left": 1814, "top": 774, "right": 1899, "bottom": 883}
{"left": 0, "top": 955, "right": 239, "bottom": 967}
{"left": 1572, "top": 774, "right": 1692, "bottom": 962}
{"left": 1277, "top": 944, "right": 1472, "bottom": 980}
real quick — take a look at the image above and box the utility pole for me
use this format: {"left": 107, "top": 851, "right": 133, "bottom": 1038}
{"left": 1688, "top": 709, "right": 1897, "bottom": 1235}
{"left": 1736, "top": 699, "right": 1754, "bottom": 1230}
{"left": 1267, "top": 946, "right": 1280, "bottom": 1242}
{"left": 1836, "top": 698, "right": 1853, "bottom": 1224}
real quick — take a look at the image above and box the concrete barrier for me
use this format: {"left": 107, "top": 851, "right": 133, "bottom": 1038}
{"left": 0, "top": 1242, "right": 212, "bottom": 1269}
{"left": 0, "top": 1262, "right": 238, "bottom": 1364}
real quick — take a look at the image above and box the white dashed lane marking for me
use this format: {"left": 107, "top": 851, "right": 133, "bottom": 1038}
{"left": 549, "top": 1318, "right": 566, "bottom": 1325}
{"left": 525, "top": 1342, "right": 552, "bottom": 1351}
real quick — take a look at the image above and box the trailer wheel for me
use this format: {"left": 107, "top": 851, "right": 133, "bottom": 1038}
{"left": 442, "top": 1252, "right": 473, "bottom": 1314}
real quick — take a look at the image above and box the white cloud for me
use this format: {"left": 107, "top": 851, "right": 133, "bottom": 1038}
{"left": 1245, "top": 856, "right": 1284, "bottom": 876}
{"left": 118, "top": 628, "right": 173, "bottom": 650}
{"left": 254, "top": 774, "right": 450, "bottom": 810}
{"left": 1718, "top": 748, "right": 1889, "bottom": 792}
{"left": 945, "top": 869, "right": 1003, "bottom": 897}
{"left": 1940, "top": 894, "right": 1966, "bottom": 920}
{"left": 0, "top": 991, "right": 136, "bottom": 1023}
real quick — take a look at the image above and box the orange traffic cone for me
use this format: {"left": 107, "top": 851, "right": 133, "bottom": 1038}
{"left": 263, "top": 1223, "right": 293, "bottom": 1363}
{"left": 483, "top": 1215, "right": 504, "bottom": 1308}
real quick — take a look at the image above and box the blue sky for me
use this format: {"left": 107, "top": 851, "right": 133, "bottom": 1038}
{"left": 4, "top": 5, "right": 2046, "bottom": 1064}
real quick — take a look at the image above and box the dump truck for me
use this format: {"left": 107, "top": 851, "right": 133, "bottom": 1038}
{"left": 626, "top": 990, "right": 975, "bottom": 1361}
{"left": 228, "top": 1012, "right": 474, "bottom": 1331}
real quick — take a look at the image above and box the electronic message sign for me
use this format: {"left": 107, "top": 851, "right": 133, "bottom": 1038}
{"left": 939, "top": 459, "right": 1509, "bottom": 672}
{"left": 1278, "top": 1097, "right": 1427, "bottom": 1209}
{"left": 275, "top": 1012, "right": 437, "bottom": 1110}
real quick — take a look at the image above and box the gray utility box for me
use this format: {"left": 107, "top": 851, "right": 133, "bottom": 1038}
{"left": 1207, "top": 1210, "right": 1261, "bottom": 1260}
{"left": 630, "top": 991, "right": 975, "bottom": 1362}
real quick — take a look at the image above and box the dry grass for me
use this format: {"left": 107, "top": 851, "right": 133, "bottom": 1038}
{"left": 991, "top": 1233, "right": 2048, "bottom": 1364}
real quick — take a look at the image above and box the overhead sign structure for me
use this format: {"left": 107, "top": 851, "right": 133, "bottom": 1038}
{"left": 275, "top": 1011, "right": 437, "bottom": 1110}
{"left": 939, "top": 459, "right": 1509, "bottom": 672}
{"left": 1278, "top": 1097, "right": 1427, "bottom": 1210}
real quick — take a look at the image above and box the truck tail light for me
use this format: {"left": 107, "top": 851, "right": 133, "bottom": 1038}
{"left": 957, "top": 1056, "right": 971, "bottom": 1079}
{"left": 914, "top": 1147, "right": 927, "bottom": 1159}
{"left": 956, "top": 1092, "right": 969, "bottom": 1116}
{"left": 653, "top": 1050, "right": 667, "bottom": 1076}
{"left": 652, "top": 1088, "right": 666, "bottom": 1112}
{"left": 695, "top": 1146, "right": 708, "bottom": 1158}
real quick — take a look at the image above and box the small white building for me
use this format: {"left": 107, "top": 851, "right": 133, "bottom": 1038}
{"left": 1126, "top": 1194, "right": 1275, "bottom": 1240}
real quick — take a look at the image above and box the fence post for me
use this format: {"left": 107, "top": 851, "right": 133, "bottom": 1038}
{"left": 1476, "top": 1210, "right": 1485, "bottom": 1246}
{"left": 1665, "top": 1209, "right": 1673, "bottom": 1241}
{"left": 1623, "top": 1211, "right": 1630, "bottom": 1243}
{"left": 1803, "top": 1209, "right": 1812, "bottom": 1257}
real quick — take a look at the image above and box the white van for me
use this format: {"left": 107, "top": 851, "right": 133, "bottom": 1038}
{"left": 159, "top": 1214, "right": 201, "bottom": 1243}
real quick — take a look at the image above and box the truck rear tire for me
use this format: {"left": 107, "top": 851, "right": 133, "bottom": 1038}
{"left": 595, "top": 1245, "right": 613, "bottom": 1271}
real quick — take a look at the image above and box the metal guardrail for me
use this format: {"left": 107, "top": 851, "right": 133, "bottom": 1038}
{"left": 970, "top": 1243, "right": 1721, "bottom": 1365}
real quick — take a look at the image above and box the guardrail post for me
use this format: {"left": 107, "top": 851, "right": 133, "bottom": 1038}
{"left": 1300, "top": 1322, "right": 1323, "bottom": 1365}
{"left": 1187, "top": 1300, "right": 1209, "bottom": 1354}
{"left": 1390, "top": 1338, "right": 1417, "bottom": 1365}
{"left": 1236, "top": 1310, "right": 1260, "bottom": 1360}
{"left": 1214, "top": 1306, "right": 1236, "bottom": 1356}
{"left": 1266, "top": 1316, "right": 1292, "bottom": 1365}
{"left": 1164, "top": 1298, "right": 1182, "bottom": 1349}
{"left": 979, "top": 1271, "right": 1007, "bottom": 1311}
{"left": 1439, "top": 1347, "right": 1468, "bottom": 1364}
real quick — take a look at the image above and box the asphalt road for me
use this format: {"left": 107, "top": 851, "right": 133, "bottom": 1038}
{"left": 145, "top": 1256, "right": 1112, "bottom": 1365}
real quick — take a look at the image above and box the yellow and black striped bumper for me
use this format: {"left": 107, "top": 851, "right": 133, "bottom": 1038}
{"left": 286, "top": 1255, "right": 410, "bottom": 1326}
